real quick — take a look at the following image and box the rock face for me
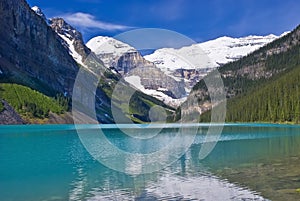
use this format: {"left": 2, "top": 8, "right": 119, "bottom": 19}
{"left": 127, "top": 66, "right": 186, "bottom": 99}
{"left": 87, "top": 36, "right": 187, "bottom": 104}
{"left": 116, "top": 51, "right": 155, "bottom": 73}
{"left": 0, "top": 0, "right": 112, "bottom": 123}
{"left": 49, "top": 18, "right": 92, "bottom": 65}
{"left": 0, "top": 0, "right": 78, "bottom": 96}
{"left": 31, "top": 6, "right": 47, "bottom": 22}
{"left": 114, "top": 51, "right": 187, "bottom": 100}
{"left": 0, "top": 100, "right": 25, "bottom": 125}
{"left": 48, "top": 17, "right": 108, "bottom": 77}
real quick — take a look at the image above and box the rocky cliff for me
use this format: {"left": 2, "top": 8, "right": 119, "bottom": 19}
{"left": 0, "top": 0, "right": 114, "bottom": 123}
{"left": 116, "top": 51, "right": 155, "bottom": 73}
{"left": 49, "top": 18, "right": 91, "bottom": 65}
{"left": 0, "top": 100, "right": 25, "bottom": 125}
{"left": 114, "top": 51, "right": 187, "bottom": 100}
{"left": 0, "top": 0, "right": 78, "bottom": 96}
{"left": 48, "top": 17, "right": 108, "bottom": 76}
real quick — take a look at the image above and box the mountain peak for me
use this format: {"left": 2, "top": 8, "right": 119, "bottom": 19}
{"left": 49, "top": 18, "right": 83, "bottom": 41}
{"left": 49, "top": 17, "right": 91, "bottom": 66}
{"left": 87, "top": 36, "right": 136, "bottom": 55}
{"left": 31, "top": 6, "right": 47, "bottom": 22}
{"left": 86, "top": 36, "right": 136, "bottom": 68}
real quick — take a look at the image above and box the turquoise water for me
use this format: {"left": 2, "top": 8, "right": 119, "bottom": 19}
{"left": 0, "top": 124, "right": 300, "bottom": 201}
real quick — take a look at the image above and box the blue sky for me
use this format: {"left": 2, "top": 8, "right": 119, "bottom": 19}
{"left": 27, "top": 0, "right": 300, "bottom": 43}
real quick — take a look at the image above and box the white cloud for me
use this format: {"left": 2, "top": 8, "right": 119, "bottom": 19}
{"left": 61, "top": 12, "right": 132, "bottom": 31}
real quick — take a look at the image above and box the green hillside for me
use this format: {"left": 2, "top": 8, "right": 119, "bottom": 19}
{"left": 201, "top": 66, "right": 300, "bottom": 123}
{"left": 0, "top": 83, "right": 68, "bottom": 121}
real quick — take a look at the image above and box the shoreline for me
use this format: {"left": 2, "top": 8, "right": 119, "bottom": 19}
{"left": 0, "top": 122, "right": 299, "bottom": 127}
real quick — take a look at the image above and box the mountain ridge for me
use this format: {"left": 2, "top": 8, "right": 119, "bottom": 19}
{"left": 145, "top": 34, "right": 281, "bottom": 70}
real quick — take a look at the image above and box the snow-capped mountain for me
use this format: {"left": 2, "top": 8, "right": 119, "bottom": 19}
{"left": 144, "top": 34, "right": 281, "bottom": 70}
{"left": 200, "top": 35, "right": 280, "bottom": 66}
{"left": 87, "top": 36, "right": 136, "bottom": 68}
{"left": 143, "top": 34, "right": 286, "bottom": 91}
{"left": 31, "top": 6, "right": 95, "bottom": 69}
{"left": 86, "top": 34, "right": 282, "bottom": 107}
{"left": 49, "top": 18, "right": 92, "bottom": 68}
{"left": 32, "top": 6, "right": 108, "bottom": 75}
{"left": 87, "top": 36, "right": 187, "bottom": 107}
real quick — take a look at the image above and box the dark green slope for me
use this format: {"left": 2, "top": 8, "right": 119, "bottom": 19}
{"left": 201, "top": 66, "right": 300, "bottom": 123}
{"left": 0, "top": 83, "right": 69, "bottom": 123}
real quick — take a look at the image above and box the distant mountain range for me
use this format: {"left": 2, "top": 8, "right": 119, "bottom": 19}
{"left": 145, "top": 34, "right": 286, "bottom": 69}
{"left": 86, "top": 33, "right": 283, "bottom": 106}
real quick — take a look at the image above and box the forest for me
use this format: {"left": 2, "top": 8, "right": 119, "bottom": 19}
{"left": 0, "top": 83, "right": 69, "bottom": 120}
{"left": 201, "top": 66, "right": 300, "bottom": 123}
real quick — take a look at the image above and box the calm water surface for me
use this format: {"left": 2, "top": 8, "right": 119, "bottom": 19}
{"left": 0, "top": 124, "right": 300, "bottom": 201}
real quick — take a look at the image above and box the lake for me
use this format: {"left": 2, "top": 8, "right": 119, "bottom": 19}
{"left": 0, "top": 124, "right": 300, "bottom": 201}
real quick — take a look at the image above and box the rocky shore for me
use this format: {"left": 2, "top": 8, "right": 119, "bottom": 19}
{"left": 0, "top": 100, "right": 25, "bottom": 125}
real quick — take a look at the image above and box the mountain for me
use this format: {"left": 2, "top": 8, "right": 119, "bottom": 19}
{"left": 87, "top": 34, "right": 280, "bottom": 107}
{"left": 31, "top": 6, "right": 94, "bottom": 68}
{"left": 0, "top": 0, "right": 175, "bottom": 124}
{"left": 189, "top": 24, "right": 300, "bottom": 123}
{"left": 0, "top": 0, "right": 99, "bottom": 123}
{"left": 0, "top": 0, "right": 78, "bottom": 96}
{"left": 145, "top": 34, "right": 282, "bottom": 69}
{"left": 87, "top": 36, "right": 187, "bottom": 107}
{"left": 87, "top": 36, "right": 136, "bottom": 70}
{"left": 48, "top": 17, "right": 118, "bottom": 79}
{"left": 49, "top": 18, "right": 92, "bottom": 67}
{"left": 144, "top": 34, "right": 282, "bottom": 90}
{"left": 46, "top": 10, "right": 176, "bottom": 123}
